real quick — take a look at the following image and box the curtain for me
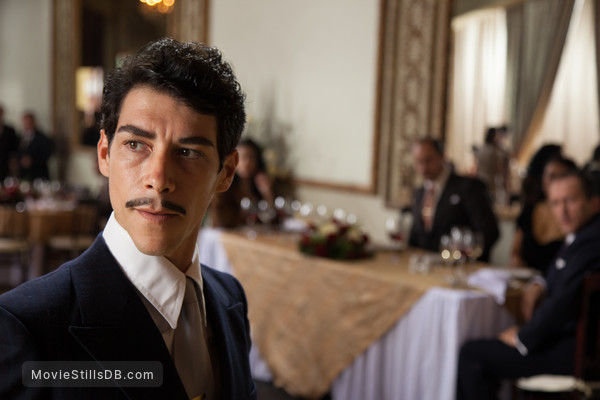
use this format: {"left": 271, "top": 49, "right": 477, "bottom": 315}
{"left": 595, "top": 0, "right": 600, "bottom": 120}
{"left": 533, "top": 0, "right": 600, "bottom": 166}
{"left": 446, "top": 9, "right": 507, "bottom": 173}
{"left": 506, "top": 0, "right": 576, "bottom": 162}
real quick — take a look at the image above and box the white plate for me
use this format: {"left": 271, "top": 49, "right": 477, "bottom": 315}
{"left": 516, "top": 375, "right": 577, "bottom": 392}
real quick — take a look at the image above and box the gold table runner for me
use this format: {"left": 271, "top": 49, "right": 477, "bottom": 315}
{"left": 219, "top": 231, "right": 461, "bottom": 399}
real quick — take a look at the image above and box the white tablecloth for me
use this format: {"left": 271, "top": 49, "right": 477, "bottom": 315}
{"left": 197, "top": 228, "right": 514, "bottom": 400}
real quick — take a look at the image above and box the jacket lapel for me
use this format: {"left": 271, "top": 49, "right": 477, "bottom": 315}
{"left": 202, "top": 267, "right": 254, "bottom": 400}
{"left": 68, "top": 237, "right": 188, "bottom": 400}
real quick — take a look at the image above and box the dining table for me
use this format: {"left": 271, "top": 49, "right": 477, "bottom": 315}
{"left": 25, "top": 198, "right": 78, "bottom": 278}
{"left": 196, "top": 227, "right": 518, "bottom": 400}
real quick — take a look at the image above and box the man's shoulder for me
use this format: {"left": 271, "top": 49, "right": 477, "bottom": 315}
{"left": 0, "top": 264, "right": 73, "bottom": 321}
{"left": 574, "top": 214, "right": 600, "bottom": 248}
{"left": 201, "top": 264, "right": 246, "bottom": 302}
{"left": 2, "top": 124, "right": 16, "bottom": 135}
{"left": 202, "top": 264, "right": 241, "bottom": 288}
{"left": 0, "top": 236, "right": 110, "bottom": 321}
{"left": 446, "top": 172, "right": 486, "bottom": 192}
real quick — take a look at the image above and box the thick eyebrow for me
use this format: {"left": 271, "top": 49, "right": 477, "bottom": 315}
{"left": 179, "top": 136, "right": 215, "bottom": 148}
{"left": 117, "top": 124, "right": 155, "bottom": 139}
{"left": 117, "top": 124, "right": 215, "bottom": 148}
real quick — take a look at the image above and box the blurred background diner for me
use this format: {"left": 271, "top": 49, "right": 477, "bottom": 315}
{"left": 2, "top": 0, "right": 600, "bottom": 399}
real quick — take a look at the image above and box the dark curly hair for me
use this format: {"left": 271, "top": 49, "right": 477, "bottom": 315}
{"left": 100, "top": 37, "right": 246, "bottom": 169}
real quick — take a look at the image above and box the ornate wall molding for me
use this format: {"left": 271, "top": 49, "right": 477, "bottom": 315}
{"left": 378, "top": 0, "right": 452, "bottom": 208}
{"left": 168, "top": 0, "right": 210, "bottom": 43}
{"left": 53, "top": 0, "right": 80, "bottom": 181}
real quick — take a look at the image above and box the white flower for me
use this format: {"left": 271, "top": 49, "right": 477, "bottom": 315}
{"left": 346, "top": 226, "right": 363, "bottom": 242}
{"left": 319, "top": 222, "right": 339, "bottom": 236}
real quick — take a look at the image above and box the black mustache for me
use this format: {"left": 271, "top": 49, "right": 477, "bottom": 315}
{"left": 125, "top": 198, "right": 187, "bottom": 215}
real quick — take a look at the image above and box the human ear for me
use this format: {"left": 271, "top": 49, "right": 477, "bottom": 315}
{"left": 97, "top": 130, "right": 110, "bottom": 178}
{"left": 216, "top": 149, "right": 239, "bottom": 192}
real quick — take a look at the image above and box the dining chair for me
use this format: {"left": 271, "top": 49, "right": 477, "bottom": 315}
{"left": 0, "top": 203, "right": 30, "bottom": 284}
{"left": 515, "top": 270, "right": 600, "bottom": 400}
{"left": 47, "top": 200, "right": 99, "bottom": 262}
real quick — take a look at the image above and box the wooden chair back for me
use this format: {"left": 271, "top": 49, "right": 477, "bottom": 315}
{"left": 0, "top": 203, "right": 28, "bottom": 238}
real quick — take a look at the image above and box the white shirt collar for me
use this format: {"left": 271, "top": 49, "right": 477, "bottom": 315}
{"left": 102, "top": 213, "right": 204, "bottom": 330}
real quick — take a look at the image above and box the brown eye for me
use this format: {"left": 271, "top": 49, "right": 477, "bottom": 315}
{"left": 127, "top": 141, "right": 143, "bottom": 150}
{"left": 178, "top": 148, "right": 203, "bottom": 159}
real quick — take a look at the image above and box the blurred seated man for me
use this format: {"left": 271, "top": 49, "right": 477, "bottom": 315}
{"left": 456, "top": 169, "right": 600, "bottom": 400}
{"left": 0, "top": 105, "right": 18, "bottom": 181}
{"left": 17, "top": 111, "right": 53, "bottom": 181}
{"left": 409, "top": 137, "right": 499, "bottom": 261}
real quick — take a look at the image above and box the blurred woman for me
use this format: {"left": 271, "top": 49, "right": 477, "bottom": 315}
{"left": 235, "top": 138, "right": 274, "bottom": 205}
{"left": 209, "top": 138, "right": 274, "bottom": 228}
{"left": 510, "top": 154, "right": 576, "bottom": 273}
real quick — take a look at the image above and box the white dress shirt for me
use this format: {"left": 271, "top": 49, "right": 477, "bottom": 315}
{"left": 102, "top": 213, "right": 208, "bottom": 354}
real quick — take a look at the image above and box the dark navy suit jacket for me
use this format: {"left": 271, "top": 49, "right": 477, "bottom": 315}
{"left": 409, "top": 173, "right": 500, "bottom": 261}
{"left": 519, "top": 214, "right": 600, "bottom": 354}
{"left": 0, "top": 236, "right": 257, "bottom": 400}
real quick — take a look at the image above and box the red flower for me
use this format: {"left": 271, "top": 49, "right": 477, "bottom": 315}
{"left": 315, "top": 243, "right": 328, "bottom": 257}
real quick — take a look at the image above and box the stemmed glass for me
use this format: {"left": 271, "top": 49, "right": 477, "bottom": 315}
{"left": 385, "top": 216, "right": 405, "bottom": 250}
{"left": 240, "top": 197, "right": 259, "bottom": 239}
{"left": 440, "top": 234, "right": 453, "bottom": 265}
{"left": 257, "top": 199, "right": 277, "bottom": 226}
{"left": 464, "top": 231, "right": 484, "bottom": 262}
{"left": 385, "top": 215, "right": 407, "bottom": 264}
{"left": 441, "top": 227, "right": 471, "bottom": 286}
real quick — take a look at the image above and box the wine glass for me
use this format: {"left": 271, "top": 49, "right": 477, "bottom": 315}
{"left": 385, "top": 215, "right": 405, "bottom": 251}
{"left": 316, "top": 204, "right": 328, "bottom": 223}
{"left": 463, "top": 231, "right": 484, "bottom": 262}
{"left": 446, "top": 227, "right": 469, "bottom": 286}
{"left": 333, "top": 208, "right": 347, "bottom": 222}
{"left": 257, "top": 199, "right": 277, "bottom": 225}
{"left": 240, "top": 197, "right": 257, "bottom": 226}
{"left": 385, "top": 216, "right": 403, "bottom": 264}
{"left": 440, "top": 234, "right": 453, "bottom": 265}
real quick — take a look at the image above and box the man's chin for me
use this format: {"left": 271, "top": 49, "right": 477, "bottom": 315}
{"left": 132, "top": 237, "right": 174, "bottom": 257}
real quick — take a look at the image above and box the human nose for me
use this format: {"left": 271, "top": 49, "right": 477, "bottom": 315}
{"left": 144, "top": 151, "right": 175, "bottom": 193}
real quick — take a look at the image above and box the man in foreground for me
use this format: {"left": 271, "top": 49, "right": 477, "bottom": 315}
{"left": 457, "top": 169, "right": 600, "bottom": 399}
{"left": 409, "top": 137, "right": 500, "bottom": 261}
{"left": 0, "top": 38, "right": 256, "bottom": 399}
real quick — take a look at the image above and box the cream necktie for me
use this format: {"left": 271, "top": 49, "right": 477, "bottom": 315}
{"left": 422, "top": 184, "right": 435, "bottom": 232}
{"left": 173, "top": 277, "right": 215, "bottom": 400}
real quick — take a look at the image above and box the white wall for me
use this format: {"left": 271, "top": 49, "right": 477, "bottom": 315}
{"left": 209, "top": 0, "right": 379, "bottom": 188}
{"left": 0, "top": 0, "right": 52, "bottom": 134}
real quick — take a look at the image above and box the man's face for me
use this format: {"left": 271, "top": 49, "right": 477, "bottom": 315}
{"left": 548, "top": 176, "right": 599, "bottom": 235}
{"left": 98, "top": 86, "right": 237, "bottom": 269}
{"left": 22, "top": 115, "right": 34, "bottom": 131}
{"left": 411, "top": 142, "right": 444, "bottom": 181}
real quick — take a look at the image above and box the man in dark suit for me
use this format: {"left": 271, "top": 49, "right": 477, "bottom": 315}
{"left": 0, "top": 105, "right": 19, "bottom": 181}
{"left": 0, "top": 38, "right": 256, "bottom": 399}
{"left": 456, "top": 169, "right": 600, "bottom": 400}
{"left": 17, "top": 111, "right": 53, "bottom": 181}
{"left": 408, "top": 138, "right": 500, "bottom": 261}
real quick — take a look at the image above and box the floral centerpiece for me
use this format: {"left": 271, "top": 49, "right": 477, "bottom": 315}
{"left": 298, "top": 218, "right": 372, "bottom": 260}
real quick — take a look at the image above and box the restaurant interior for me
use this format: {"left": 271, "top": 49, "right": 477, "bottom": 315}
{"left": 1, "top": 0, "right": 600, "bottom": 399}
